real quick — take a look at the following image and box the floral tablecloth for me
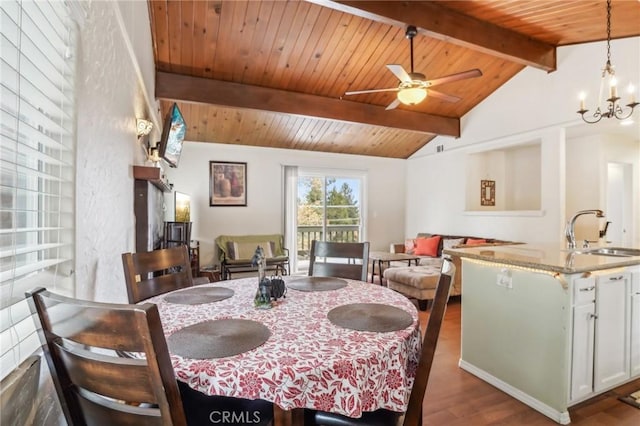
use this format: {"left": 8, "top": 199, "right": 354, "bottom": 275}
{"left": 147, "top": 276, "right": 421, "bottom": 418}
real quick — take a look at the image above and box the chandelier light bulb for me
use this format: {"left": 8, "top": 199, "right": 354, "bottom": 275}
{"left": 628, "top": 84, "right": 637, "bottom": 104}
{"left": 578, "top": 92, "right": 586, "bottom": 111}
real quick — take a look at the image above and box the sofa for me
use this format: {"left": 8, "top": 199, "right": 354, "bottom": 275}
{"left": 383, "top": 233, "right": 515, "bottom": 310}
{"left": 215, "top": 234, "right": 289, "bottom": 279}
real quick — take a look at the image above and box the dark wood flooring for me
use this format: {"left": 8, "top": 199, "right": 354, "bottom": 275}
{"left": 419, "top": 297, "right": 640, "bottom": 425}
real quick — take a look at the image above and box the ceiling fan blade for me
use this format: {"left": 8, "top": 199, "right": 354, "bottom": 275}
{"left": 427, "top": 89, "right": 461, "bottom": 103}
{"left": 344, "top": 87, "right": 399, "bottom": 96}
{"left": 385, "top": 98, "right": 401, "bottom": 110}
{"left": 386, "top": 64, "right": 411, "bottom": 82}
{"left": 426, "top": 69, "right": 482, "bottom": 87}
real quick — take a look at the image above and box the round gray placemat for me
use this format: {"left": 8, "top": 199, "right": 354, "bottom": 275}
{"left": 167, "top": 319, "right": 271, "bottom": 359}
{"left": 288, "top": 276, "right": 348, "bottom": 291}
{"left": 328, "top": 303, "right": 413, "bottom": 332}
{"left": 163, "top": 287, "right": 234, "bottom": 305}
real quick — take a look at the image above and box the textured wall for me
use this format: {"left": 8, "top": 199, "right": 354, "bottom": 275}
{"left": 75, "top": 1, "right": 152, "bottom": 303}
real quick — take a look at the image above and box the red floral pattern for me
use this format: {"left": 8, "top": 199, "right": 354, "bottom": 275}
{"left": 148, "top": 277, "right": 421, "bottom": 418}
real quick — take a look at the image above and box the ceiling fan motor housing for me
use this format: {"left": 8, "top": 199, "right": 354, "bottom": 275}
{"left": 408, "top": 72, "right": 427, "bottom": 83}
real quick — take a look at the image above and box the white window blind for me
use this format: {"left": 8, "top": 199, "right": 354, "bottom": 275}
{"left": 0, "top": 0, "right": 77, "bottom": 380}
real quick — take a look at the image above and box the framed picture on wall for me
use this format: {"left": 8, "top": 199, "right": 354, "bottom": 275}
{"left": 480, "top": 180, "right": 495, "bottom": 206}
{"left": 209, "top": 161, "right": 247, "bottom": 206}
{"left": 175, "top": 192, "right": 191, "bottom": 222}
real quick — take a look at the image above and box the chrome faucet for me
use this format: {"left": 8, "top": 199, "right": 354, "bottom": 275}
{"left": 565, "top": 209, "right": 605, "bottom": 249}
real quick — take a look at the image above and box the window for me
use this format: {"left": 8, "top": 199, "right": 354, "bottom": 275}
{"left": 0, "top": 0, "right": 78, "bottom": 379}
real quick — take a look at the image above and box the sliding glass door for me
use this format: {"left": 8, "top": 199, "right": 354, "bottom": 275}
{"left": 295, "top": 172, "right": 365, "bottom": 273}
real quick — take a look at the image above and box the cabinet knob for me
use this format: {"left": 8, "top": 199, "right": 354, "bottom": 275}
{"left": 588, "top": 313, "right": 598, "bottom": 320}
{"left": 608, "top": 275, "right": 624, "bottom": 281}
{"left": 579, "top": 286, "right": 595, "bottom": 292}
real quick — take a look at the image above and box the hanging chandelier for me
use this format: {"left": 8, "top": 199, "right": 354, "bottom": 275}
{"left": 577, "top": 0, "right": 638, "bottom": 124}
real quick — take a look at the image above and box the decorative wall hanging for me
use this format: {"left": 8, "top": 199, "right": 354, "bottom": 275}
{"left": 174, "top": 192, "right": 190, "bottom": 221}
{"left": 210, "top": 161, "right": 247, "bottom": 206}
{"left": 481, "top": 180, "right": 495, "bottom": 206}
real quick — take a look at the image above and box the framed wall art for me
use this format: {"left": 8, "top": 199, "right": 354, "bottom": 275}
{"left": 209, "top": 161, "right": 247, "bottom": 206}
{"left": 481, "top": 180, "right": 495, "bottom": 206}
{"left": 174, "top": 192, "right": 191, "bottom": 222}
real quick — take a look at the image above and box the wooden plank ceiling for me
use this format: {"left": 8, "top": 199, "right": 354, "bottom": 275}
{"left": 149, "top": 0, "right": 640, "bottom": 159}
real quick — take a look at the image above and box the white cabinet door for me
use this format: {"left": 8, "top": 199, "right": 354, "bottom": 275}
{"left": 571, "top": 301, "right": 596, "bottom": 400}
{"left": 631, "top": 271, "right": 640, "bottom": 377}
{"left": 594, "top": 273, "right": 630, "bottom": 392}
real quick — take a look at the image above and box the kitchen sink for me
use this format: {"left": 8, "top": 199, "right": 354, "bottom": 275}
{"left": 577, "top": 247, "right": 640, "bottom": 257}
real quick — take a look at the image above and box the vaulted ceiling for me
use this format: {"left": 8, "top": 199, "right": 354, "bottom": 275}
{"left": 148, "top": 0, "right": 640, "bottom": 159}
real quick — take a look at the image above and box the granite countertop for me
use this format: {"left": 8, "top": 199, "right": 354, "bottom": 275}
{"left": 444, "top": 243, "right": 640, "bottom": 274}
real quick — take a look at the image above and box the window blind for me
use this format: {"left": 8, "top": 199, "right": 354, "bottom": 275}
{"left": 0, "top": 0, "right": 77, "bottom": 380}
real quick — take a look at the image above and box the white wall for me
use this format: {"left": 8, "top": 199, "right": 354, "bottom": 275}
{"left": 406, "top": 128, "right": 566, "bottom": 243}
{"left": 406, "top": 37, "right": 640, "bottom": 244}
{"left": 75, "top": 1, "right": 155, "bottom": 302}
{"left": 164, "top": 143, "right": 407, "bottom": 266}
{"left": 565, "top": 133, "right": 640, "bottom": 244}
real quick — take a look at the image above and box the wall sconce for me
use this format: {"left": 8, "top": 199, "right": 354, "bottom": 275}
{"left": 136, "top": 118, "right": 153, "bottom": 137}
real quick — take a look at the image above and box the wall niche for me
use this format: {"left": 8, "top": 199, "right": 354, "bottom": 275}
{"left": 465, "top": 141, "right": 542, "bottom": 212}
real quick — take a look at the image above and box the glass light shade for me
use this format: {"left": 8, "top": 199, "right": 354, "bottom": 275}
{"left": 397, "top": 87, "right": 427, "bottom": 105}
{"left": 136, "top": 118, "right": 153, "bottom": 136}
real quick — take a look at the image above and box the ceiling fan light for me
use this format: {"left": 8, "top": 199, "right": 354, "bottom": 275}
{"left": 397, "top": 87, "right": 427, "bottom": 105}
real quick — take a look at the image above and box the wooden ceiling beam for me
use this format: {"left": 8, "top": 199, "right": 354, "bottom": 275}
{"left": 156, "top": 71, "right": 460, "bottom": 137}
{"left": 308, "top": 0, "right": 556, "bottom": 72}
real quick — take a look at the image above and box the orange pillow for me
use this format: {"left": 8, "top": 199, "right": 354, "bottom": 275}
{"left": 465, "top": 238, "right": 487, "bottom": 245}
{"left": 414, "top": 236, "right": 441, "bottom": 257}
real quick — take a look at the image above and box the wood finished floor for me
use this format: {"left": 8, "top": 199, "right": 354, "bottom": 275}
{"left": 417, "top": 297, "right": 640, "bottom": 425}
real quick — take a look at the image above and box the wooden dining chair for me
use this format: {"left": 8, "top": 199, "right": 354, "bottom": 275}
{"left": 26, "top": 287, "right": 274, "bottom": 426}
{"left": 313, "top": 257, "right": 455, "bottom": 426}
{"left": 308, "top": 240, "right": 370, "bottom": 281}
{"left": 26, "top": 287, "right": 188, "bottom": 425}
{"left": 122, "top": 245, "right": 208, "bottom": 303}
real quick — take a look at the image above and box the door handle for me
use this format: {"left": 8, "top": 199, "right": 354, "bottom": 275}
{"left": 588, "top": 313, "right": 598, "bottom": 320}
{"left": 579, "top": 286, "right": 595, "bottom": 292}
{"left": 608, "top": 275, "right": 624, "bottom": 281}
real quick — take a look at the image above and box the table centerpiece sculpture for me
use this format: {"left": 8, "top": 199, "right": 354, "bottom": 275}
{"left": 252, "top": 246, "right": 272, "bottom": 309}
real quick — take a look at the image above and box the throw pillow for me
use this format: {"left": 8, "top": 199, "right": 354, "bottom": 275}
{"left": 404, "top": 238, "right": 416, "bottom": 255}
{"left": 443, "top": 238, "right": 465, "bottom": 250}
{"left": 228, "top": 241, "right": 274, "bottom": 259}
{"left": 414, "top": 235, "right": 441, "bottom": 257}
{"left": 465, "top": 238, "right": 487, "bottom": 245}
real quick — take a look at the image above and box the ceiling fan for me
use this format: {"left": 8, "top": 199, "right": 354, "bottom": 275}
{"left": 344, "top": 25, "right": 483, "bottom": 110}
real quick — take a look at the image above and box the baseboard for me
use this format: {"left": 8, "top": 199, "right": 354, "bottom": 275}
{"left": 458, "top": 359, "right": 571, "bottom": 425}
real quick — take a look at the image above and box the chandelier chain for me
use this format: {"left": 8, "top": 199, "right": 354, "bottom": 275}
{"left": 606, "top": 0, "right": 611, "bottom": 65}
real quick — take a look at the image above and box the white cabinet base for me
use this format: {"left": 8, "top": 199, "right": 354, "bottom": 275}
{"left": 459, "top": 359, "right": 571, "bottom": 425}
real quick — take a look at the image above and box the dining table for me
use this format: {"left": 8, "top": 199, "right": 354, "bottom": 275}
{"left": 145, "top": 275, "right": 421, "bottom": 425}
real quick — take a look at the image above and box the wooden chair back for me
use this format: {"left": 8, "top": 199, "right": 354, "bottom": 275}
{"left": 308, "top": 240, "right": 370, "bottom": 281}
{"left": 403, "top": 257, "right": 455, "bottom": 425}
{"left": 26, "top": 287, "right": 187, "bottom": 426}
{"left": 122, "top": 245, "right": 194, "bottom": 303}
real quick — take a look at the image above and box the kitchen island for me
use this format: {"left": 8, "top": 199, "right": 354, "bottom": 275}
{"left": 444, "top": 244, "right": 640, "bottom": 424}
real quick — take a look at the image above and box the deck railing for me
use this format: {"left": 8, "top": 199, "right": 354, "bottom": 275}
{"left": 297, "top": 225, "right": 360, "bottom": 258}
